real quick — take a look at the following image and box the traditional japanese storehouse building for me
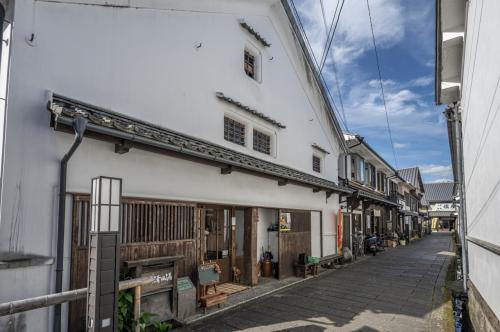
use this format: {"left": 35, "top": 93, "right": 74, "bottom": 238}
{"left": 0, "top": 1, "right": 352, "bottom": 330}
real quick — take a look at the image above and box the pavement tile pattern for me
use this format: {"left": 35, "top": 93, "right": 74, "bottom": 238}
{"left": 181, "top": 232, "right": 454, "bottom": 332}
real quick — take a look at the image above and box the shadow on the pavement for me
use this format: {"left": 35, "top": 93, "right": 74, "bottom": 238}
{"left": 184, "top": 233, "right": 454, "bottom": 331}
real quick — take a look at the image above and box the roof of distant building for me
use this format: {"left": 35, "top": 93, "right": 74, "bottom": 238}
{"left": 398, "top": 167, "right": 425, "bottom": 193}
{"left": 423, "top": 182, "right": 455, "bottom": 203}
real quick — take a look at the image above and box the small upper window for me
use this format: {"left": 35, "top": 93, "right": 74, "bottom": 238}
{"left": 244, "top": 50, "right": 256, "bottom": 79}
{"left": 253, "top": 129, "right": 271, "bottom": 155}
{"left": 224, "top": 117, "right": 245, "bottom": 146}
{"left": 313, "top": 155, "right": 321, "bottom": 173}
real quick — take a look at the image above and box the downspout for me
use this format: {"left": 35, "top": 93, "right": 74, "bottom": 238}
{"left": 446, "top": 104, "right": 468, "bottom": 292}
{"left": 54, "top": 116, "right": 87, "bottom": 332}
{"left": 0, "top": 4, "right": 5, "bottom": 65}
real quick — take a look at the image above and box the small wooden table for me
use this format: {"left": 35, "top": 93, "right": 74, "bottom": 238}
{"left": 294, "top": 262, "right": 319, "bottom": 278}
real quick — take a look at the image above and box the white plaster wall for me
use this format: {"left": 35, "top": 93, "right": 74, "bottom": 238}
{"left": 310, "top": 211, "right": 321, "bottom": 257}
{"left": 0, "top": 0, "right": 343, "bottom": 330}
{"left": 461, "top": 0, "right": 500, "bottom": 317}
{"left": 460, "top": 0, "right": 500, "bottom": 319}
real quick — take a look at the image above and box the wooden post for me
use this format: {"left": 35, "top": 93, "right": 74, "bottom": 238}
{"left": 244, "top": 208, "right": 258, "bottom": 286}
{"left": 134, "top": 285, "right": 141, "bottom": 332}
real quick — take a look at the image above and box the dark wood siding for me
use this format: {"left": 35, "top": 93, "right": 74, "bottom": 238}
{"left": 69, "top": 195, "right": 198, "bottom": 331}
{"left": 278, "top": 211, "right": 311, "bottom": 279}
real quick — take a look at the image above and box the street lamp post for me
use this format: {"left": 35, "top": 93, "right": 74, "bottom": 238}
{"left": 86, "top": 176, "right": 122, "bottom": 331}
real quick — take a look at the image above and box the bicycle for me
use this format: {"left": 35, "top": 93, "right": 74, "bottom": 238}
{"left": 351, "top": 233, "right": 364, "bottom": 260}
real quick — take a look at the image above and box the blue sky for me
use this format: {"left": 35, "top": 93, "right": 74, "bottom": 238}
{"left": 294, "top": 0, "right": 452, "bottom": 182}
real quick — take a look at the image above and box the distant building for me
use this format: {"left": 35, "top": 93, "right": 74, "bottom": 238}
{"left": 339, "top": 134, "right": 400, "bottom": 249}
{"left": 436, "top": 0, "right": 500, "bottom": 330}
{"left": 397, "top": 167, "right": 425, "bottom": 240}
{"left": 423, "top": 182, "right": 456, "bottom": 231}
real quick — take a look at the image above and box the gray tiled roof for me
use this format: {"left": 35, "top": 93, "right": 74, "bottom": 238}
{"left": 423, "top": 182, "right": 455, "bottom": 202}
{"left": 48, "top": 94, "right": 352, "bottom": 194}
{"left": 398, "top": 167, "right": 424, "bottom": 192}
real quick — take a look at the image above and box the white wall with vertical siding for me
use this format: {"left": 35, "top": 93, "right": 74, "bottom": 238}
{"left": 460, "top": 0, "right": 500, "bottom": 320}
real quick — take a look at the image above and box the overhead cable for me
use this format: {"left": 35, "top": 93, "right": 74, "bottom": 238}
{"left": 366, "top": 0, "right": 398, "bottom": 168}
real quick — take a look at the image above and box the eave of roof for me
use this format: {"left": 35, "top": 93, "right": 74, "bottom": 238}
{"left": 402, "top": 210, "right": 419, "bottom": 217}
{"left": 346, "top": 137, "right": 397, "bottom": 174}
{"left": 47, "top": 94, "right": 353, "bottom": 195}
{"left": 429, "top": 211, "right": 456, "bottom": 218}
{"left": 348, "top": 182, "right": 400, "bottom": 207}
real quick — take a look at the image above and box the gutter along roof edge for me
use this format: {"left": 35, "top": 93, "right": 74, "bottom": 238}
{"left": 48, "top": 94, "right": 353, "bottom": 195}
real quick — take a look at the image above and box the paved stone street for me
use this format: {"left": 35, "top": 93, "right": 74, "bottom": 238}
{"left": 182, "top": 232, "right": 455, "bottom": 332}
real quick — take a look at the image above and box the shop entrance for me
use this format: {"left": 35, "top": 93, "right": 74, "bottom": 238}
{"left": 200, "top": 206, "right": 253, "bottom": 285}
{"left": 202, "top": 207, "right": 232, "bottom": 283}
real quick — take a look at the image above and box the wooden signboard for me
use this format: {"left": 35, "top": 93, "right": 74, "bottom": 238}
{"left": 198, "top": 263, "right": 220, "bottom": 286}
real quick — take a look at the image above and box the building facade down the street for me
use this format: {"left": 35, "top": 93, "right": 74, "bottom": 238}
{"left": 339, "top": 134, "right": 400, "bottom": 250}
{"left": 397, "top": 167, "right": 425, "bottom": 240}
{"left": 436, "top": 0, "right": 500, "bottom": 330}
{"left": 423, "top": 182, "right": 456, "bottom": 231}
{"left": 0, "top": 1, "right": 353, "bottom": 330}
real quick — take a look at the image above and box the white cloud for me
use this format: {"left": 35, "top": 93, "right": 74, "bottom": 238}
{"left": 420, "top": 164, "right": 453, "bottom": 178}
{"left": 342, "top": 79, "right": 443, "bottom": 138}
{"left": 408, "top": 76, "right": 434, "bottom": 87}
{"left": 295, "top": 0, "right": 406, "bottom": 67}
{"left": 295, "top": 0, "right": 446, "bottom": 168}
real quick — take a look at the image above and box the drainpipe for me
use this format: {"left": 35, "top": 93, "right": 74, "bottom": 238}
{"left": 0, "top": 4, "right": 5, "bottom": 65}
{"left": 54, "top": 116, "right": 87, "bottom": 332}
{"left": 446, "top": 103, "right": 469, "bottom": 292}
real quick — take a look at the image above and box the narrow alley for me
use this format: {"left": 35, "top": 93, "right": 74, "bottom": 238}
{"left": 183, "top": 233, "right": 454, "bottom": 332}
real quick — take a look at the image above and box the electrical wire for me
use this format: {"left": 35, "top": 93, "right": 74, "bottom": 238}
{"left": 319, "top": 0, "right": 345, "bottom": 73}
{"left": 319, "top": 0, "right": 340, "bottom": 70}
{"left": 290, "top": 0, "right": 349, "bottom": 132}
{"left": 319, "top": 0, "right": 348, "bottom": 131}
{"left": 366, "top": 0, "right": 398, "bottom": 168}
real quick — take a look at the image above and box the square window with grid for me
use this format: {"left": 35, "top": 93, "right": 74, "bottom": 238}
{"left": 313, "top": 155, "right": 321, "bottom": 173}
{"left": 253, "top": 129, "right": 271, "bottom": 155}
{"left": 244, "top": 50, "right": 256, "bottom": 79}
{"left": 224, "top": 117, "right": 245, "bottom": 146}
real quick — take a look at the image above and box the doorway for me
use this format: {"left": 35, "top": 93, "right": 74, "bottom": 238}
{"left": 201, "top": 206, "right": 256, "bottom": 285}
{"left": 202, "top": 207, "right": 232, "bottom": 283}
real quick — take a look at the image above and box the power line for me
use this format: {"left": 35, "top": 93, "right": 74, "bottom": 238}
{"left": 331, "top": 61, "right": 348, "bottom": 130}
{"left": 366, "top": 0, "right": 398, "bottom": 168}
{"left": 319, "top": 0, "right": 348, "bottom": 131}
{"left": 319, "top": 0, "right": 345, "bottom": 73}
{"left": 290, "top": 0, "right": 349, "bottom": 132}
{"left": 319, "top": 0, "right": 340, "bottom": 70}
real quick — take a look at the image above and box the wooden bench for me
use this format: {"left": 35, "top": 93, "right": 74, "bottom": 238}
{"left": 319, "top": 254, "right": 343, "bottom": 268}
{"left": 200, "top": 290, "right": 228, "bottom": 314}
{"left": 294, "top": 262, "right": 319, "bottom": 278}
